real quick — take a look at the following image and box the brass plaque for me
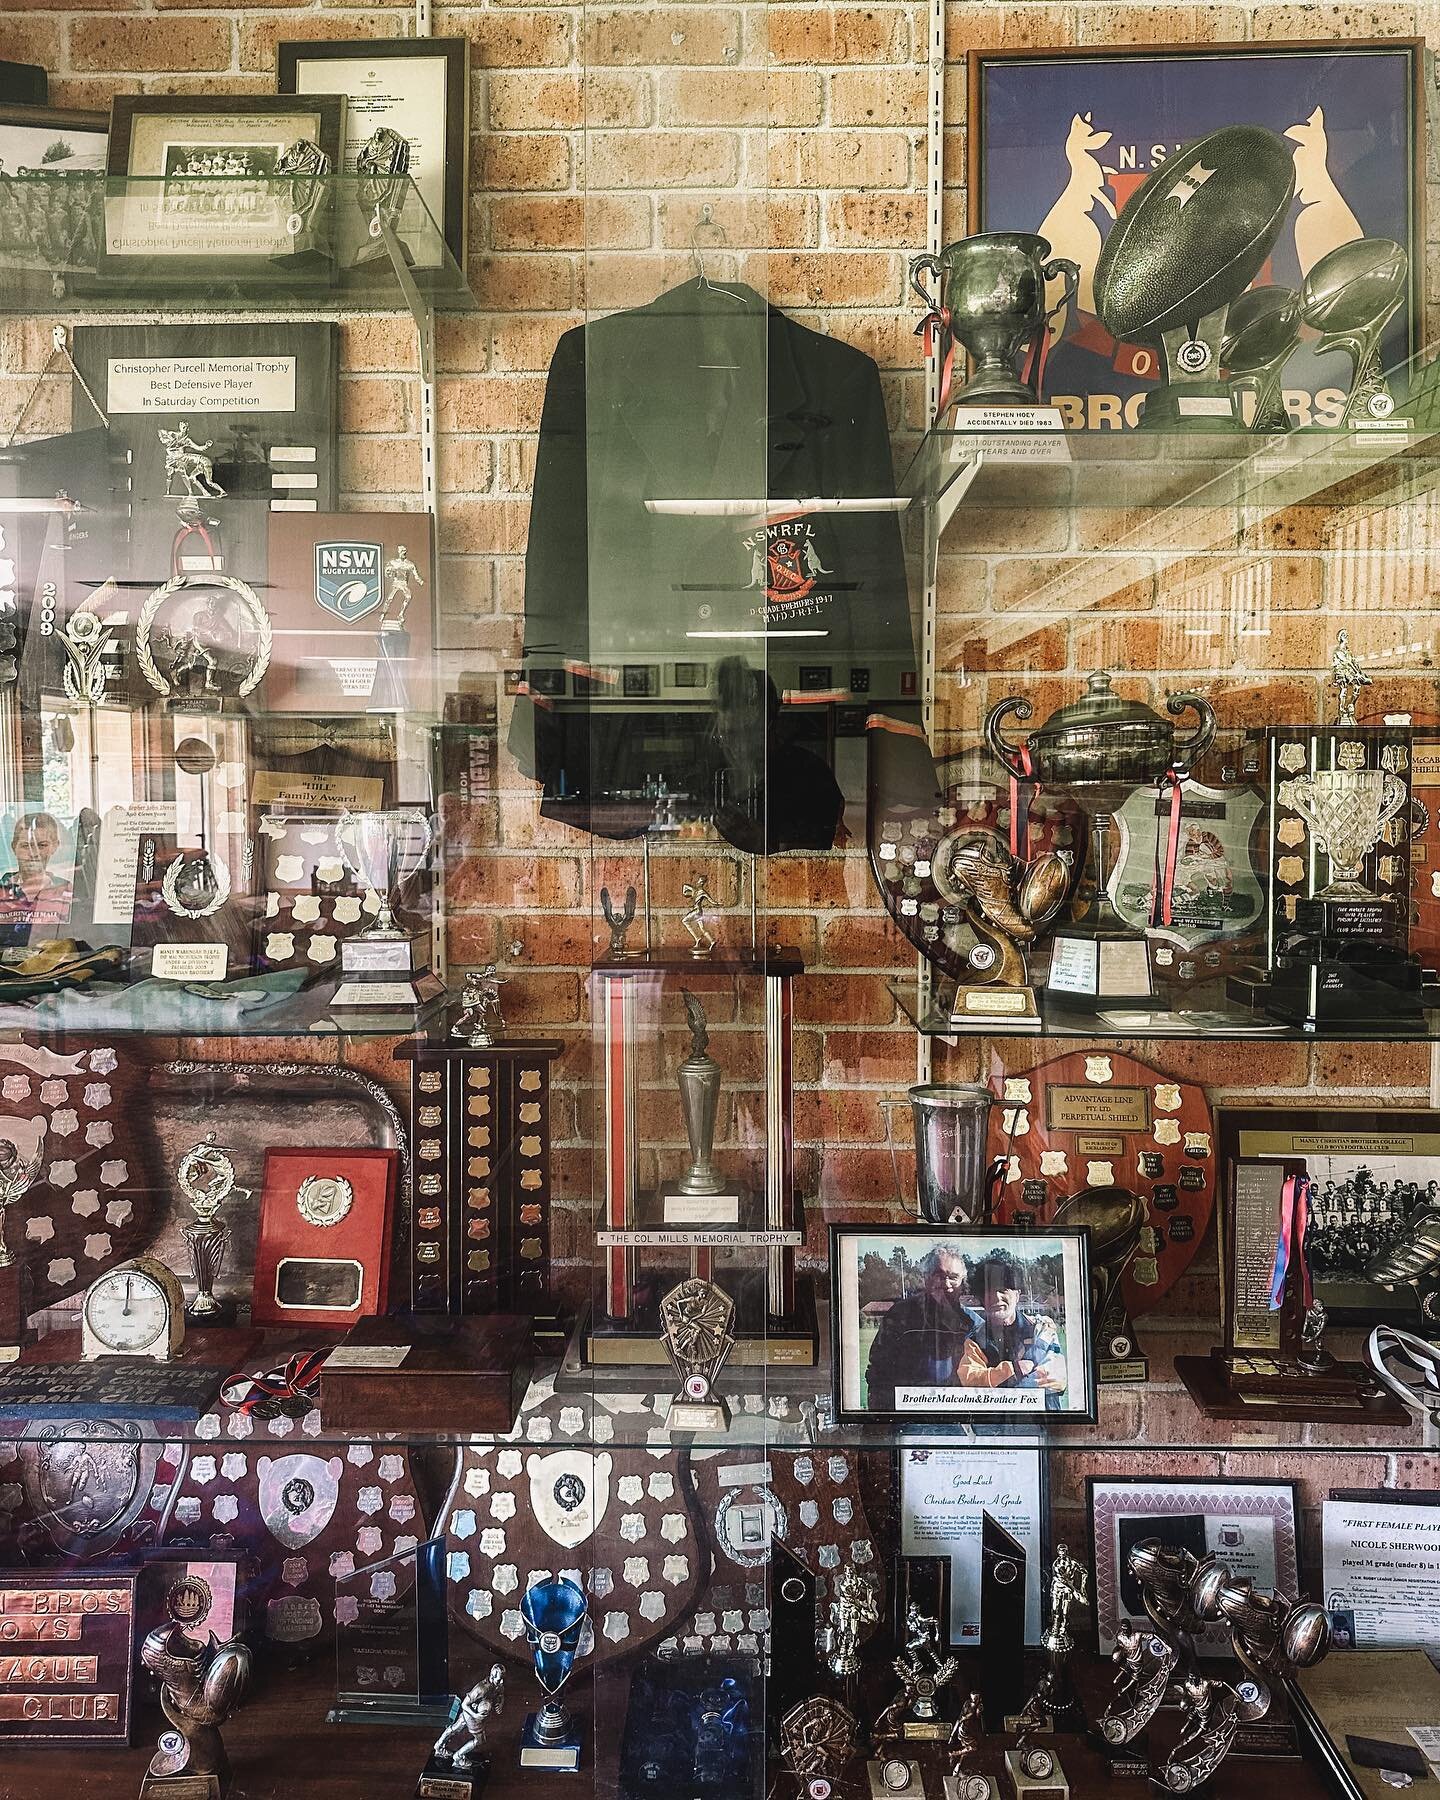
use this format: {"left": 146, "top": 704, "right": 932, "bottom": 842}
{"left": 1076, "top": 1134, "right": 1125, "bottom": 1156}
{"left": 1045, "top": 1085, "right": 1149, "bottom": 1133}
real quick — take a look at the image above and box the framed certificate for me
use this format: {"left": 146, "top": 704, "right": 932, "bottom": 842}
{"left": 1088, "top": 1475, "right": 1300, "bottom": 1657}
{"left": 1323, "top": 1495, "right": 1440, "bottom": 1652}
{"left": 277, "top": 37, "right": 469, "bottom": 270}
{"left": 899, "top": 1446, "right": 1045, "bottom": 1646}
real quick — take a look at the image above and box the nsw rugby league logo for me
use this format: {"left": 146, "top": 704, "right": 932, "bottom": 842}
{"left": 314, "top": 540, "right": 383, "bottom": 622}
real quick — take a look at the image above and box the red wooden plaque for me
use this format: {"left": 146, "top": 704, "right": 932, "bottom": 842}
{"left": 252, "top": 1146, "right": 397, "bottom": 1329}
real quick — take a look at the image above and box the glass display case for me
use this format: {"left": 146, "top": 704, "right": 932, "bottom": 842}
{"left": 0, "top": 8, "right": 1439, "bottom": 1800}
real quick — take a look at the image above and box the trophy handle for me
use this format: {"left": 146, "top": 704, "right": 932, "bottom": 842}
{"left": 1377, "top": 772, "right": 1409, "bottom": 828}
{"left": 1166, "top": 692, "right": 1216, "bottom": 772}
{"left": 909, "top": 252, "right": 943, "bottom": 315}
{"left": 984, "top": 696, "right": 1033, "bottom": 779}
{"left": 1039, "top": 256, "right": 1081, "bottom": 339}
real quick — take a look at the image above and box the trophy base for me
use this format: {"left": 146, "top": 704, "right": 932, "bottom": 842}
{"left": 1137, "top": 381, "right": 1242, "bottom": 431}
{"left": 1261, "top": 954, "right": 1424, "bottom": 1024}
{"left": 946, "top": 1779, "right": 1001, "bottom": 1800}
{"left": 665, "top": 1396, "right": 730, "bottom": 1434}
{"left": 341, "top": 933, "right": 428, "bottom": 976}
{"left": 417, "top": 1753, "right": 489, "bottom": 1799}
{"left": 141, "top": 1762, "right": 227, "bottom": 1800}
{"left": 0, "top": 1261, "right": 29, "bottom": 1363}
{"left": 519, "top": 1715, "right": 582, "bottom": 1772}
{"left": 947, "top": 982, "right": 1042, "bottom": 1029}
{"left": 568, "top": 1274, "right": 820, "bottom": 1380}
{"left": 1176, "top": 1348, "right": 1408, "bottom": 1424}
{"left": 1003, "top": 1748, "right": 1069, "bottom": 1800}
{"left": 1098, "top": 1348, "right": 1149, "bottom": 1385}
{"left": 869, "top": 1759, "right": 925, "bottom": 1799}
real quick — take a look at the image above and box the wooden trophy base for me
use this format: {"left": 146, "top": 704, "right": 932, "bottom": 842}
{"left": 1004, "top": 1747, "right": 1068, "bottom": 1800}
{"left": 0, "top": 1260, "right": 28, "bottom": 1364}
{"left": 1176, "top": 1347, "right": 1409, "bottom": 1425}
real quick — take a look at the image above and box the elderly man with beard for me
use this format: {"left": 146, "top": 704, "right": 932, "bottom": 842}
{"left": 865, "top": 1245, "right": 978, "bottom": 1410}
{"left": 958, "top": 1254, "right": 1068, "bottom": 1404}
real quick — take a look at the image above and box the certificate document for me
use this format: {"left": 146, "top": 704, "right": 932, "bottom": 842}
{"left": 900, "top": 1447, "right": 1042, "bottom": 1645}
{"left": 1323, "top": 1499, "right": 1440, "bottom": 1650}
{"left": 294, "top": 54, "right": 449, "bottom": 267}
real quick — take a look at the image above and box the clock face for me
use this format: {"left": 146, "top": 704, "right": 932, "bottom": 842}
{"left": 83, "top": 1268, "right": 169, "bottom": 1353}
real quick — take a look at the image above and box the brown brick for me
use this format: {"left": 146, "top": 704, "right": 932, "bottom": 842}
{"left": 762, "top": 856, "right": 869, "bottom": 911}
{"left": 441, "top": 497, "right": 532, "bottom": 556}
{"left": 472, "top": 254, "right": 574, "bottom": 311}
{"left": 495, "top": 194, "right": 653, "bottom": 253}
{"left": 488, "top": 71, "right": 652, "bottom": 131}
{"left": 1248, "top": 4, "right": 1417, "bottom": 40}
{"left": 339, "top": 376, "right": 413, "bottom": 435}
{"left": 945, "top": 3, "right": 1075, "bottom": 53}
{"left": 658, "top": 68, "right": 824, "bottom": 127}
{"left": 449, "top": 851, "right": 584, "bottom": 912}
{"left": 768, "top": 128, "right": 910, "bottom": 190}
{"left": 1312, "top": 1043, "right": 1431, "bottom": 1094}
{"left": 767, "top": 251, "right": 900, "bottom": 308}
{"left": 769, "top": 6, "right": 909, "bottom": 63}
{"left": 237, "top": 15, "right": 408, "bottom": 70}
{"left": 440, "top": 9, "right": 572, "bottom": 69}
{"left": 794, "top": 974, "right": 895, "bottom": 1026}
{"left": 498, "top": 439, "right": 538, "bottom": 493}
{"left": 1075, "top": 5, "right": 1249, "bottom": 43}
{"left": 337, "top": 317, "right": 421, "bottom": 373}
{"left": 826, "top": 191, "right": 926, "bottom": 247}
{"left": 490, "top": 314, "right": 580, "bottom": 373}
{"left": 437, "top": 437, "right": 495, "bottom": 497}
{"left": 829, "top": 66, "right": 925, "bottom": 125}
{"left": 795, "top": 1089, "right": 891, "bottom": 1144}
{"left": 72, "top": 15, "right": 226, "bottom": 68}
{"left": 584, "top": 7, "right": 741, "bottom": 66}
{"left": 339, "top": 436, "right": 421, "bottom": 496}
{"left": 502, "top": 912, "right": 601, "bottom": 967}
{"left": 945, "top": 621, "right": 1067, "bottom": 674}
{"left": 478, "top": 134, "right": 572, "bottom": 193}
{"left": 815, "top": 1029, "right": 917, "bottom": 1086}
{"left": 818, "top": 916, "right": 911, "bottom": 969}
{"left": 586, "top": 129, "right": 740, "bottom": 189}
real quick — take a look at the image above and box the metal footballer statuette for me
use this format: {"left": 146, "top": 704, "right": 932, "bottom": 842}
{"left": 139, "top": 1575, "right": 251, "bottom": 1799}
{"left": 422, "top": 1663, "right": 504, "bottom": 1797}
{"left": 821, "top": 1566, "right": 879, "bottom": 1680}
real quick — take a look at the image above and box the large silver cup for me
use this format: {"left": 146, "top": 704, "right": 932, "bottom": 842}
{"left": 1280, "top": 766, "right": 1406, "bottom": 900}
{"left": 909, "top": 1083, "right": 993, "bottom": 1224}
{"left": 336, "top": 808, "right": 434, "bottom": 939}
{"left": 910, "top": 233, "right": 1079, "bottom": 408}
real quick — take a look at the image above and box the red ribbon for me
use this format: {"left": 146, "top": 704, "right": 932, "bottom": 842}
{"left": 1019, "top": 323, "right": 1054, "bottom": 404}
{"left": 917, "top": 307, "right": 956, "bottom": 419}
{"left": 1008, "top": 746, "right": 1036, "bottom": 860}
{"left": 172, "top": 516, "right": 218, "bottom": 579}
{"left": 1152, "top": 770, "right": 1186, "bottom": 928}
{"left": 229, "top": 1347, "right": 329, "bottom": 1416}
{"left": 1268, "top": 1173, "right": 1313, "bottom": 1312}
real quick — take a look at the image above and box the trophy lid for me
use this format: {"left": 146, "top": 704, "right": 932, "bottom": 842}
{"left": 1037, "top": 671, "right": 1163, "bottom": 733}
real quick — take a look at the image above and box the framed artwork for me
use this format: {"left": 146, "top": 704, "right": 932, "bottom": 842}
{"left": 969, "top": 40, "right": 1424, "bottom": 430}
{"left": 829, "top": 1224, "right": 1095, "bottom": 1422}
{"left": 1322, "top": 1493, "right": 1440, "bottom": 1652}
{"left": 0, "top": 101, "right": 105, "bottom": 172}
{"left": 799, "top": 664, "right": 833, "bottom": 691}
{"left": 672, "top": 661, "right": 708, "bottom": 691}
{"left": 1088, "top": 1475, "right": 1300, "bottom": 1658}
{"left": 102, "top": 94, "right": 346, "bottom": 279}
{"left": 622, "top": 664, "right": 658, "bottom": 698}
{"left": 0, "top": 808, "right": 78, "bottom": 950}
{"left": 1220, "top": 1107, "right": 1440, "bottom": 1334}
{"left": 277, "top": 37, "right": 469, "bottom": 271}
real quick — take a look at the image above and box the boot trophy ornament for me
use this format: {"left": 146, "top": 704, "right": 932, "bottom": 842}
{"left": 600, "top": 884, "right": 637, "bottom": 960}
{"left": 140, "top": 1575, "right": 251, "bottom": 1799}
{"left": 945, "top": 1692, "right": 993, "bottom": 1800}
{"left": 822, "top": 1567, "right": 879, "bottom": 1679}
{"left": 175, "top": 1134, "right": 241, "bottom": 1321}
{"left": 660, "top": 1275, "right": 735, "bottom": 1433}
{"left": 929, "top": 827, "right": 1072, "bottom": 1013}
{"left": 1051, "top": 1184, "right": 1148, "bottom": 1379}
{"left": 429, "top": 1662, "right": 504, "bottom": 1788}
{"left": 675, "top": 990, "right": 723, "bottom": 1198}
{"left": 908, "top": 233, "right": 1079, "bottom": 413}
{"left": 1366, "top": 1198, "right": 1440, "bottom": 1329}
{"left": 1300, "top": 237, "right": 1408, "bottom": 427}
{"left": 273, "top": 137, "right": 330, "bottom": 249}
{"left": 452, "top": 964, "right": 506, "bottom": 1048}
{"left": 356, "top": 125, "right": 413, "bottom": 266}
{"left": 1099, "top": 1623, "right": 1177, "bottom": 1748}
{"left": 681, "top": 874, "right": 716, "bottom": 957}
{"left": 1330, "top": 629, "right": 1372, "bottom": 726}
{"left": 780, "top": 1695, "right": 859, "bottom": 1800}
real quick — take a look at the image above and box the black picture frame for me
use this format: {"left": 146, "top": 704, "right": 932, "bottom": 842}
{"left": 277, "top": 36, "right": 470, "bottom": 272}
{"left": 828, "top": 1223, "right": 1096, "bottom": 1424}
{"left": 0, "top": 101, "right": 107, "bottom": 172}
{"left": 1086, "top": 1473, "right": 1301, "bottom": 1659}
{"left": 102, "top": 94, "right": 346, "bottom": 286}
{"left": 1219, "top": 1106, "right": 1440, "bottom": 1334}
{"left": 622, "top": 664, "right": 658, "bottom": 698}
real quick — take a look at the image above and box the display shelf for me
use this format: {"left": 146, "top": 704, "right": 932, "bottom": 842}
{"left": 0, "top": 981, "right": 447, "bottom": 1038}
{"left": 0, "top": 173, "right": 476, "bottom": 316}
{"left": 3, "top": 1330, "right": 1429, "bottom": 1452}
{"left": 889, "top": 977, "right": 1440, "bottom": 1041}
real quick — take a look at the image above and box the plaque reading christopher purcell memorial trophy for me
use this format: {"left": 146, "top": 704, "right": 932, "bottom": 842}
{"left": 0, "top": 1570, "right": 137, "bottom": 1743}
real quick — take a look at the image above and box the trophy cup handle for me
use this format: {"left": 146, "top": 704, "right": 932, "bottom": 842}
{"left": 1166, "top": 692, "right": 1216, "bottom": 772}
{"left": 1377, "top": 772, "right": 1409, "bottom": 828}
{"left": 984, "top": 696, "right": 1033, "bottom": 779}
{"left": 1039, "top": 257, "right": 1081, "bottom": 338}
{"left": 909, "top": 252, "right": 943, "bottom": 314}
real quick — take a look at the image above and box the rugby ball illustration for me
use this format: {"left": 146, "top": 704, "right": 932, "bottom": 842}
{"left": 1095, "top": 126, "right": 1296, "bottom": 344}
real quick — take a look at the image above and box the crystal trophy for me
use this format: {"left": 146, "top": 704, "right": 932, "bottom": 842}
{"left": 519, "top": 1577, "right": 588, "bottom": 1771}
{"left": 330, "top": 1537, "right": 454, "bottom": 1729}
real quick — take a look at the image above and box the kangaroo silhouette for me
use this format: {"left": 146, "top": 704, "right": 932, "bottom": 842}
{"left": 1037, "top": 112, "right": 1117, "bottom": 334}
{"left": 1285, "top": 107, "right": 1362, "bottom": 277}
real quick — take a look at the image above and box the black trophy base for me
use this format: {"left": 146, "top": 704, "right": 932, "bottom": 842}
{"left": 417, "top": 1753, "right": 489, "bottom": 1799}
{"left": 1137, "top": 380, "right": 1241, "bottom": 432}
{"left": 1259, "top": 950, "right": 1424, "bottom": 1025}
{"left": 618, "top": 1652, "right": 761, "bottom": 1800}
{"left": 563, "top": 1272, "right": 819, "bottom": 1388}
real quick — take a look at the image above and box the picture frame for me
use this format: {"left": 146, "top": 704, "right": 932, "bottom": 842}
{"left": 1087, "top": 1475, "right": 1300, "bottom": 1658}
{"left": 829, "top": 1223, "right": 1095, "bottom": 1422}
{"left": 969, "top": 39, "right": 1424, "bottom": 431}
{"left": 0, "top": 101, "right": 106, "bottom": 173}
{"left": 1322, "top": 1493, "right": 1440, "bottom": 1652}
{"left": 622, "top": 663, "right": 658, "bottom": 699}
{"left": 898, "top": 1445, "right": 1046, "bottom": 1646}
{"left": 277, "top": 36, "right": 469, "bottom": 272}
{"left": 102, "top": 94, "right": 346, "bottom": 281}
{"left": 1219, "top": 1106, "right": 1440, "bottom": 1335}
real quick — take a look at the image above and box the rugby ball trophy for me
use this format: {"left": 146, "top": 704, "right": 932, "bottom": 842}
{"left": 1300, "top": 236, "right": 1408, "bottom": 427}
{"left": 1094, "top": 126, "right": 1295, "bottom": 430}
{"left": 1221, "top": 286, "right": 1302, "bottom": 432}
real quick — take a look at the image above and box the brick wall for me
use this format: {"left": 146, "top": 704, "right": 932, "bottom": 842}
{"left": 6, "top": 0, "right": 1440, "bottom": 1484}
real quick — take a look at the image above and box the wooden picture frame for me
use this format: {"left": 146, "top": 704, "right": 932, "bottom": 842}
{"left": 967, "top": 39, "right": 1425, "bottom": 431}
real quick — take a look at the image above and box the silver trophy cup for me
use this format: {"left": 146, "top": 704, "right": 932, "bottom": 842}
{"left": 910, "top": 233, "right": 1079, "bottom": 408}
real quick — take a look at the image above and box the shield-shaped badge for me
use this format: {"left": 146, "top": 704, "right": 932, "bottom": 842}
{"left": 257, "top": 1453, "right": 343, "bottom": 1548}
{"left": 314, "top": 541, "right": 383, "bottom": 623}
{"left": 525, "top": 1450, "right": 611, "bottom": 1550}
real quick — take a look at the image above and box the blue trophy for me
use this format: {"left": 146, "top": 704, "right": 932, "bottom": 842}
{"left": 518, "top": 1576, "right": 588, "bottom": 1772}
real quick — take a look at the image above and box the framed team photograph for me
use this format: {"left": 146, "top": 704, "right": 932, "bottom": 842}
{"left": 277, "top": 36, "right": 469, "bottom": 271}
{"left": 969, "top": 40, "right": 1423, "bottom": 430}
{"left": 829, "top": 1224, "right": 1095, "bottom": 1423}
{"left": 1088, "top": 1475, "right": 1300, "bottom": 1658}
{"left": 102, "top": 94, "right": 346, "bottom": 279}
{"left": 1220, "top": 1107, "right": 1440, "bottom": 1334}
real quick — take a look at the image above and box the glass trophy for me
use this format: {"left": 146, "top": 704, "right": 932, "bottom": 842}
{"left": 330, "top": 1536, "right": 455, "bottom": 1729}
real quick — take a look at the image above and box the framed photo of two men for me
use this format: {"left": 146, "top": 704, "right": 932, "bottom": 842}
{"left": 829, "top": 1224, "right": 1096, "bottom": 1423}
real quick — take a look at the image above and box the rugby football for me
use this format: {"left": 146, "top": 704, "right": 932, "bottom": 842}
{"left": 1220, "top": 285, "right": 1302, "bottom": 372}
{"left": 1300, "top": 235, "right": 1407, "bottom": 333}
{"left": 1094, "top": 126, "right": 1296, "bottom": 345}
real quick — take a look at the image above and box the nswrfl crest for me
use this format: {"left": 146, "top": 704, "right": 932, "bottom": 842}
{"left": 315, "top": 540, "right": 384, "bottom": 623}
